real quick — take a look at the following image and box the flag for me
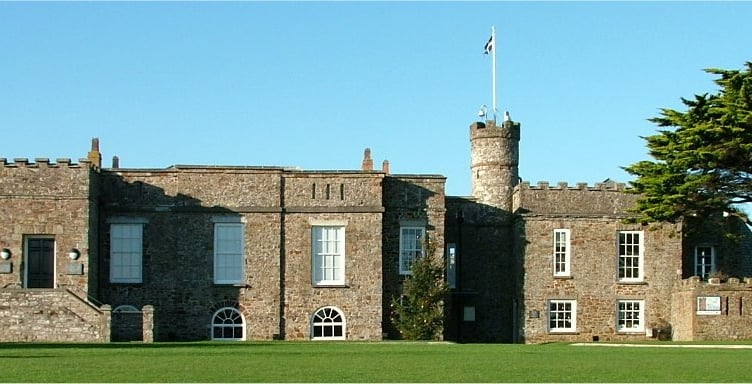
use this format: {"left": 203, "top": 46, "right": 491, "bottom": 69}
{"left": 483, "top": 34, "right": 493, "bottom": 54}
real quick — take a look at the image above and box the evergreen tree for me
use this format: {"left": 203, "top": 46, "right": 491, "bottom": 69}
{"left": 624, "top": 61, "right": 752, "bottom": 223}
{"left": 390, "top": 237, "right": 449, "bottom": 340}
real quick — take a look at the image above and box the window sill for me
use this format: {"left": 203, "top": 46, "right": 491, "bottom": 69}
{"left": 313, "top": 284, "right": 349, "bottom": 288}
{"left": 548, "top": 331, "right": 579, "bottom": 335}
{"left": 553, "top": 275, "right": 573, "bottom": 280}
{"left": 617, "top": 281, "right": 648, "bottom": 285}
{"left": 213, "top": 283, "right": 250, "bottom": 288}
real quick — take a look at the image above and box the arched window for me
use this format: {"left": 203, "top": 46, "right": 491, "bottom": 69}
{"left": 212, "top": 307, "right": 245, "bottom": 341}
{"left": 311, "top": 306, "right": 346, "bottom": 340}
{"left": 113, "top": 305, "right": 140, "bottom": 313}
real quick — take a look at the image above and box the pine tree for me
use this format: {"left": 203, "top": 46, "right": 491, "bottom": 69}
{"left": 624, "top": 61, "right": 752, "bottom": 223}
{"left": 390, "top": 237, "right": 449, "bottom": 340}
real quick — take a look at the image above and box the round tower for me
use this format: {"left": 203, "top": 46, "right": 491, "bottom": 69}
{"left": 470, "top": 118, "right": 521, "bottom": 211}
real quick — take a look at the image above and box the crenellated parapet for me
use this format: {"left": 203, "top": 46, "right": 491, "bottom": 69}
{"left": 513, "top": 180, "right": 639, "bottom": 217}
{"left": 0, "top": 157, "right": 96, "bottom": 199}
{"left": 0, "top": 157, "right": 92, "bottom": 169}
{"left": 518, "top": 180, "right": 631, "bottom": 191}
{"left": 677, "top": 275, "right": 752, "bottom": 290}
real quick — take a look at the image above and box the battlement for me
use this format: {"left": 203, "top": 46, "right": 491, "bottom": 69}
{"left": 518, "top": 180, "right": 632, "bottom": 192}
{"left": 0, "top": 158, "right": 91, "bottom": 169}
{"left": 678, "top": 275, "right": 752, "bottom": 290}
{"left": 513, "top": 179, "right": 639, "bottom": 217}
{"left": 469, "top": 119, "right": 521, "bottom": 140}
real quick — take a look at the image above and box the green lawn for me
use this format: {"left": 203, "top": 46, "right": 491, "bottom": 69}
{"left": 1, "top": 341, "right": 749, "bottom": 382}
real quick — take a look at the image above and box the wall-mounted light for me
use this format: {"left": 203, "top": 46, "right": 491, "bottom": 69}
{"left": 0, "top": 248, "right": 10, "bottom": 260}
{"left": 68, "top": 248, "right": 80, "bottom": 260}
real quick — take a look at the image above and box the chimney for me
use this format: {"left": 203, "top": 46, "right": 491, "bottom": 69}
{"left": 87, "top": 137, "right": 102, "bottom": 168}
{"left": 382, "top": 160, "right": 390, "bottom": 175}
{"left": 361, "top": 148, "right": 374, "bottom": 171}
{"left": 112, "top": 156, "right": 120, "bottom": 169}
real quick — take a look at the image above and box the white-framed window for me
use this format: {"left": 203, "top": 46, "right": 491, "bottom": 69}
{"left": 548, "top": 299, "right": 576, "bottom": 333}
{"left": 211, "top": 307, "right": 245, "bottom": 341}
{"left": 213, "top": 218, "right": 245, "bottom": 285}
{"left": 617, "top": 299, "right": 645, "bottom": 333}
{"left": 446, "top": 243, "right": 457, "bottom": 289}
{"left": 553, "top": 229, "right": 571, "bottom": 277}
{"left": 617, "top": 231, "right": 643, "bottom": 282}
{"left": 311, "top": 306, "right": 346, "bottom": 340}
{"left": 312, "top": 226, "right": 345, "bottom": 286}
{"left": 694, "top": 245, "right": 715, "bottom": 280}
{"left": 110, "top": 221, "right": 145, "bottom": 283}
{"left": 399, "top": 226, "right": 425, "bottom": 275}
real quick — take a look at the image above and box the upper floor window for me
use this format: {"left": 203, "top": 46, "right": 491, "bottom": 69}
{"left": 618, "top": 231, "right": 643, "bottom": 282}
{"left": 694, "top": 246, "right": 715, "bottom": 280}
{"left": 617, "top": 299, "right": 645, "bottom": 333}
{"left": 109, "top": 219, "right": 146, "bottom": 283}
{"left": 399, "top": 226, "right": 425, "bottom": 275}
{"left": 548, "top": 299, "right": 576, "bottom": 333}
{"left": 553, "top": 229, "right": 571, "bottom": 277}
{"left": 213, "top": 218, "right": 244, "bottom": 285}
{"left": 312, "top": 226, "right": 345, "bottom": 286}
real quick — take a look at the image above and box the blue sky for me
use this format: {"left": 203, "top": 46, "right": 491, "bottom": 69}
{"left": 2, "top": 1, "right": 751, "bottom": 196}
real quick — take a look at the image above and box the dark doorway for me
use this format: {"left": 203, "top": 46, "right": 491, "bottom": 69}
{"left": 26, "top": 238, "right": 55, "bottom": 288}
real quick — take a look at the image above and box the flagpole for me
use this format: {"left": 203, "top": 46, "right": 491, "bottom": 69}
{"left": 491, "top": 26, "right": 497, "bottom": 123}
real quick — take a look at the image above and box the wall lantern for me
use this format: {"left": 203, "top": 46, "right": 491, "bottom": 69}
{"left": 68, "top": 248, "right": 81, "bottom": 260}
{"left": 0, "top": 248, "right": 10, "bottom": 260}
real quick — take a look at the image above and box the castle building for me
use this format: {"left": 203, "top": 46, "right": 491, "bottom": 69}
{"left": 2, "top": 119, "right": 752, "bottom": 342}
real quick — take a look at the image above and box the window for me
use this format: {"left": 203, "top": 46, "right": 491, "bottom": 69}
{"left": 212, "top": 307, "right": 245, "bottom": 340}
{"left": 695, "top": 246, "right": 715, "bottom": 280}
{"left": 110, "top": 223, "right": 144, "bottom": 283}
{"left": 312, "top": 226, "right": 345, "bottom": 286}
{"left": 446, "top": 243, "right": 457, "bottom": 289}
{"left": 618, "top": 231, "right": 643, "bottom": 282}
{"left": 617, "top": 300, "right": 645, "bottom": 332}
{"left": 214, "top": 220, "right": 244, "bottom": 284}
{"left": 311, "top": 306, "right": 346, "bottom": 340}
{"left": 553, "top": 229, "right": 571, "bottom": 277}
{"left": 548, "top": 300, "right": 576, "bottom": 332}
{"left": 399, "top": 227, "right": 425, "bottom": 275}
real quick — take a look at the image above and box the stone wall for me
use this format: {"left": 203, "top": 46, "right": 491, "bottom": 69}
{"left": 0, "top": 288, "right": 108, "bottom": 342}
{"left": 445, "top": 196, "right": 515, "bottom": 342}
{"left": 672, "top": 277, "right": 752, "bottom": 341}
{"left": 0, "top": 158, "right": 95, "bottom": 292}
{"left": 99, "top": 167, "right": 387, "bottom": 341}
{"left": 515, "top": 182, "right": 682, "bottom": 343}
{"left": 513, "top": 181, "right": 638, "bottom": 216}
{"left": 382, "top": 175, "right": 446, "bottom": 339}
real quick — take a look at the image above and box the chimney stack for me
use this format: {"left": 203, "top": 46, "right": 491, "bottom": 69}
{"left": 382, "top": 160, "right": 390, "bottom": 175}
{"left": 87, "top": 137, "right": 102, "bottom": 168}
{"left": 112, "top": 156, "right": 120, "bottom": 169}
{"left": 361, "top": 148, "right": 374, "bottom": 171}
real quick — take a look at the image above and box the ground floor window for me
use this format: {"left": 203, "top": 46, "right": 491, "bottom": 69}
{"left": 548, "top": 299, "right": 576, "bottom": 332}
{"left": 617, "top": 300, "right": 644, "bottom": 333}
{"left": 311, "top": 306, "right": 346, "bottom": 340}
{"left": 212, "top": 307, "right": 245, "bottom": 340}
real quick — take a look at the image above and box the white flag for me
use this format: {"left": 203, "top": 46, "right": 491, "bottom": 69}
{"left": 483, "top": 35, "right": 493, "bottom": 54}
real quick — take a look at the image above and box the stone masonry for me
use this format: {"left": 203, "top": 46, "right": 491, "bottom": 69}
{"left": 4, "top": 112, "right": 752, "bottom": 343}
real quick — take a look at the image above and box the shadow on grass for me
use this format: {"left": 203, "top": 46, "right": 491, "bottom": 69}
{"left": 0, "top": 341, "right": 283, "bottom": 350}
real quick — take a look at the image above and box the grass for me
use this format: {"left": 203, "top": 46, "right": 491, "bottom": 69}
{"left": 0, "top": 341, "right": 750, "bottom": 382}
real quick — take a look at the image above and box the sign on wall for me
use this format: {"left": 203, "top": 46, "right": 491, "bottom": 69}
{"left": 697, "top": 296, "right": 721, "bottom": 315}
